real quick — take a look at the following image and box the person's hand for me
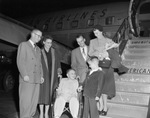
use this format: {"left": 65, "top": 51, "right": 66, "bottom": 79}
{"left": 99, "top": 67, "right": 102, "bottom": 71}
{"left": 77, "top": 86, "right": 83, "bottom": 92}
{"left": 95, "top": 96, "right": 99, "bottom": 101}
{"left": 24, "top": 76, "right": 29, "bottom": 82}
{"left": 58, "top": 74, "right": 62, "bottom": 79}
{"left": 41, "top": 77, "right": 44, "bottom": 84}
{"left": 98, "top": 55, "right": 103, "bottom": 60}
{"left": 57, "top": 68, "right": 62, "bottom": 75}
{"left": 76, "top": 75, "right": 80, "bottom": 80}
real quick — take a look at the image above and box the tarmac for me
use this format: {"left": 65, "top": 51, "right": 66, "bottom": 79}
{"left": 0, "top": 90, "right": 19, "bottom": 118}
{"left": 0, "top": 90, "right": 71, "bottom": 118}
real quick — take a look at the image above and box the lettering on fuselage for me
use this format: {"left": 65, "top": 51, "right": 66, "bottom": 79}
{"left": 131, "top": 40, "right": 150, "bottom": 44}
{"left": 67, "top": 14, "right": 72, "bottom": 21}
{"left": 42, "top": 17, "right": 53, "bottom": 31}
{"left": 128, "top": 68, "right": 150, "bottom": 75}
{"left": 80, "top": 12, "right": 89, "bottom": 19}
{"left": 100, "top": 9, "right": 107, "bottom": 17}
{"left": 59, "top": 15, "right": 66, "bottom": 22}
{"left": 90, "top": 10, "right": 99, "bottom": 18}
{"left": 53, "top": 16, "right": 58, "bottom": 23}
{"left": 73, "top": 13, "right": 79, "bottom": 20}
{"left": 47, "top": 8, "right": 107, "bottom": 23}
{"left": 40, "top": 8, "right": 108, "bottom": 30}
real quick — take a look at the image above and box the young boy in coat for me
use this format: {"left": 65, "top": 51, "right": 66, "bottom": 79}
{"left": 82, "top": 56, "right": 104, "bottom": 118}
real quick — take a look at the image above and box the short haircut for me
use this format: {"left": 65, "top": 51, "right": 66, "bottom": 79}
{"left": 66, "top": 68, "right": 76, "bottom": 74}
{"left": 31, "top": 29, "right": 41, "bottom": 35}
{"left": 76, "top": 34, "right": 85, "bottom": 39}
{"left": 89, "top": 56, "right": 99, "bottom": 61}
{"left": 43, "top": 35, "right": 53, "bottom": 42}
{"left": 27, "top": 29, "right": 41, "bottom": 40}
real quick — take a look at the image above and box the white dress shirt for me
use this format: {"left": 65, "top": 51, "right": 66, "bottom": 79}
{"left": 29, "top": 40, "right": 35, "bottom": 48}
{"left": 80, "top": 46, "right": 87, "bottom": 61}
{"left": 57, "top": 78, "right": 79, "bottom": 101}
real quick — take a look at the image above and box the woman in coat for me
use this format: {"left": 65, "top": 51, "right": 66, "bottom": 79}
{"left": 39, "top": 35, "right": 62, "bottom": 118}
{"left": 88, "top": 25, "right": 128, "bottom": 116}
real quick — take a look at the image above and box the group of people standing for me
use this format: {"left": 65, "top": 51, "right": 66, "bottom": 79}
{"left": 17, "top": 30, "right": 62, "bottom": 118}
{"left": 71, "top": 25, "right": 128, "bottom": 118}
{"left": 16, "top": 25, "right": 128, "bottom": 118}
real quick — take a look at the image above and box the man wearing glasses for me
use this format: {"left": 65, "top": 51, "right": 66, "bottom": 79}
{"left": 17, "top": 29, "right": 44, "bottom": 118}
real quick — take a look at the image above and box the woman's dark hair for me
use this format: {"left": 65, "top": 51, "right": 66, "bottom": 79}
{"left": 93, "top": 25, "right": 103, "bottom": 32}
{"left": 41, "top": 35, "right": 53, "bottom": 46}
{"left": 92, "top": 25, "right": 108, "bottom": 38}
{"left": 43, "top": 35, "right": 53, "bottom": 42}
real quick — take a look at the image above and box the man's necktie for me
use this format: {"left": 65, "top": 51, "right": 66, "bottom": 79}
{"left": 82, "top": 47, "right": 87, "bottom": 60}
{"left": 34, "top": 44, "right": 37, "bottom": 51}
{"left": 82, "top": 48, "right": 86, "bottom": 56}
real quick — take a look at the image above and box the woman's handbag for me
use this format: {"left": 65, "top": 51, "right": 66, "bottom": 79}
{"left": 99, "top": 59, "right": 111, "bottom": 68}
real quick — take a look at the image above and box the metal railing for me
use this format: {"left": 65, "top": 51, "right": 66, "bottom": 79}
{"left": 112, "top": 17, "right": 130, "bottom": 55}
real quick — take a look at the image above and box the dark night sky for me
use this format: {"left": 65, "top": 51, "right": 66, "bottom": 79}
{"left": 0, "top": 0, "right": 130, "bottom": 19}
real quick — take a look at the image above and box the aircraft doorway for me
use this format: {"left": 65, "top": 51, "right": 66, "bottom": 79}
{"left": 139, "top": 20, "right": 150, "bottom": 37}
{"left": 137, "top": 1, "right": 150, "bottom": 37}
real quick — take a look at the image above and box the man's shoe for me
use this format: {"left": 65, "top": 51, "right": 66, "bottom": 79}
{"left": 101, "top": 110, "right": 107, "bottom": 116}
{"left": 98, "top": 110, "right": 103, "bottom": 115}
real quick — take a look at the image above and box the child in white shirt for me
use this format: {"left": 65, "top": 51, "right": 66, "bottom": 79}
{"left": 54, "top": 69, "right": 81, "bottom": 118}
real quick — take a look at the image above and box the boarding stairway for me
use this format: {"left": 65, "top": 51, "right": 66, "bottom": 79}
{"left": 100, "top": 36, "right": 149, "bottom": 118}
{"left": 101, "top": 16, "right": 150, "bottom": 118}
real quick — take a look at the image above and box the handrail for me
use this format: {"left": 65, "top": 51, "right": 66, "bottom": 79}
{"left": 128, "top": 0, "right": 142, "bottom": 37}
{"left": 112, "top": 17, "right": 130, "bottom": 55}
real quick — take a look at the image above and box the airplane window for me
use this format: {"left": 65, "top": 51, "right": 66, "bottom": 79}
{"left": 140, "top": 3, "right": 150, "bottom": 14}
{"left": 56, "top": 22, "right": 63, "bottom": 30}
{"left": 105, "top": 16, "right": 115, "bottom": 25}
{"left": 42, "top": 24, "right": 48, "bottom": 31}
{"left": 87, "top": 19, "right": 94, "bottom": 26}
{"left": 71, "top": 20, "right": 78, "bottom": 28}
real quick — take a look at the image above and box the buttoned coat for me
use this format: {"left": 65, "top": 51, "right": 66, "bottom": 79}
{"left": 71, "top": 46, "right": 89, "bottom": 84}
{"left": 17, "top": 41, "right": 43, "bottom": 83}
{"left": 17, "top": 40, "right": 43, "bottom": 118}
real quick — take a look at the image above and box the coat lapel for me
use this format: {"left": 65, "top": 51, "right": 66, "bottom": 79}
{"left": 78, "top": 46, "right": 89, "bottom": 61}
{"left": 50, "top": 48, "right": 55, "bottom": 96}
{"left": 27, "top": 41, "right": 34, "bottom": 50}
{"left": 41, "top": 49, "right": 49, "bottom": 70}
{"left": 27, "top": 41, "right": 37, "bottom": 57}
{"left": 87, "top": 46, "right": 89, "bottom": 59}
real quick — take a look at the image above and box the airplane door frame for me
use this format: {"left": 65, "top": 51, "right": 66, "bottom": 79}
{"left": 128, "top": 0, "right": 142, "bottom": 37}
